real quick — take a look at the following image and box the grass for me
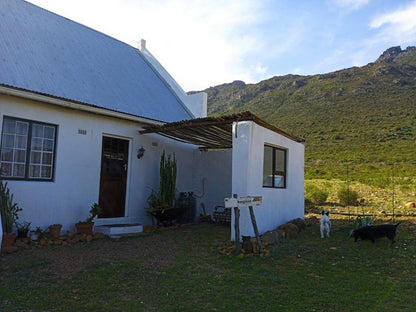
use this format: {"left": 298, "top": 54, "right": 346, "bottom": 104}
{"left": 1, "top": 218, "right": 416, "bottom": 311}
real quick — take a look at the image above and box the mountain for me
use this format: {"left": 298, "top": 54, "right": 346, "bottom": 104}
{"left": 201, "top": 46, "right": 416, "bottom": 185}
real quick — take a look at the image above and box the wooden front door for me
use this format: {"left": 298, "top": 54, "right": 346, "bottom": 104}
{"left": 98, "top": 136, "right": 129, "bottom": 218}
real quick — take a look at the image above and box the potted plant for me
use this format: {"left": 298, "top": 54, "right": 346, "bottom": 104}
{"left": 0, "top": 177, "right": 22, "bottom": 248}
{"left": 147, "top": 151, "right": 186, "bottom": 225}
{"left": 16, "top": 221, "right": 31, "bottom": 238}
{"left": 30, "top": 227, "right": 43, "bottom": 241}
{"left": 76, "top": 203, "right": 102, "bottom": 235}
{"left": 49, "top": 223, "right": 62, "bottom": 238}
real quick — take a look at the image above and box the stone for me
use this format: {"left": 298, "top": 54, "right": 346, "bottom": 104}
{"left": 291, "top": 218, "right": 306, "bottom": 231}
{"left": 279, "top": 223, "right": 298, "bottom": 239}
{"left": 262, "top": 231, "right": 279, "bottom": 245}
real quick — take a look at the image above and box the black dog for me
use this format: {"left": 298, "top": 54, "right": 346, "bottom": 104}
{"left": 352, "top": 222, "right": 402, "bottom": 244}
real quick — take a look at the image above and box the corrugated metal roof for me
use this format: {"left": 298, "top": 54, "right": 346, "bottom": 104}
{"left": 0, "top": 0, "right": 192, "bottom": 123}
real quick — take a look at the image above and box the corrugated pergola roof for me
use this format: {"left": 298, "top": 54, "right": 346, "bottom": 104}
{"left": 139, "top": 111, "right": 304, "bottom": 149}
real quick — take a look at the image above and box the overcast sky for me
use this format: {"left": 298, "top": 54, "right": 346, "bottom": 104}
{"left": 27, "top": 0, "right": 416, "bottom": 91}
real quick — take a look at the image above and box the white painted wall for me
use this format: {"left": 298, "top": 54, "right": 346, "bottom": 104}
{"left": 192, "top": 149, "right": 232, "bottom": 217}
{"left": 231, "top": 121, "right": 304, "bottom": 239}
{"left": 0, "top": 94, "right": 196, "bottom": 233}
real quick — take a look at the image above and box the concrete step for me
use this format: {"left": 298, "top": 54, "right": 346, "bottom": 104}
{"left": 94, "top": 223, "right": 143, "bottom": 236}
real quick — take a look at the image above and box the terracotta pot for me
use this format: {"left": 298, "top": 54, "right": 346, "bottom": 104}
{"left": 49, "top": 225, "right": 62, "bottom": 238}
{"left": 76, "top": 222, "right": 94, "bottom": 235}
{"left": 2, "top": 232, "right": 17, "bottom": 247}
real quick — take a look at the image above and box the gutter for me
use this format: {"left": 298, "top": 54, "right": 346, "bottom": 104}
{"left": 0, "top": 85, "right": 164, "bottom": 127}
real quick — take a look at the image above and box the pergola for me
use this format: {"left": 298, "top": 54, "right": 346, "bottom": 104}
{"left": 139, "top": 111, "right": 303, "bottom": 148}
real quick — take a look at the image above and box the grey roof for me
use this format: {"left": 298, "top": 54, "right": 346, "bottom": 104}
{"left": 0, "top": 0, "right": 192, "bottom": 122}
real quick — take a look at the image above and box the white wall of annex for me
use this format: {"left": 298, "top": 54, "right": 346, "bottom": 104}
{"left": 0, "top": 94, "right": 196, "bottom": 232}
{"left": 231, "top": 121, "right": 304, "bottom": 239}
{"left": 192, "top": 149, "right": 232, "bottom": 217}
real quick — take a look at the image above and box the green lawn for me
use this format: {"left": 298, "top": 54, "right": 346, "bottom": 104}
{"left": 1, "top": 219, "right": 415, "bottom": 311}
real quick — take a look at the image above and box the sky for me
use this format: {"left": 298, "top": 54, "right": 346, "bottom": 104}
{"left": 27, "top": 0, "right": 416, "bottom": 92}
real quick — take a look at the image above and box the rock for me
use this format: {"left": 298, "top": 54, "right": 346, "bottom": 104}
{"left": 305, "top": 216, "right": 319, "bottom": 226}
{"left": 291, "top": 218, "right": 306, "bottom": 231}
{"left": 262, "top": 231, "right": 279, "bottom": 245}
{"left": 376, "top": 46, "right": 402, "bottom": 63}
{"left": 242, "top": 236, "right": 253, "bottom": 254}
{"left": 279, "top": 223, "right": 298, "bottom": 239}
{"left": 250, "top": 237, "right": 260, "bottom": 254}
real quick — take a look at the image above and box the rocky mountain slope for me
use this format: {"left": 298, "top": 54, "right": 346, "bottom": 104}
{"left": 201, "top": 47, "right": 416, "bottom": 184}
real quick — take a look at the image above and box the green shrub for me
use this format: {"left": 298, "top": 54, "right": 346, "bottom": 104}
{"left": 305, "top": 185, "right": 328, "bottom": 205}
{"left": 338, "top": 187, "right": 359, "bottom": 206}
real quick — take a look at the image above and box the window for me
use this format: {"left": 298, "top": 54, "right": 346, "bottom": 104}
{"left": 262, "top": 145, "right": 286, "bottom": 188}
{"left": 0, "top": 117, "right": 57, "bottom": 180}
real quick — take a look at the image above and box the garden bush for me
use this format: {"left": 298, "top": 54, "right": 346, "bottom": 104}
{"left": 338, "top": 186, "right": 359, "bottom": 206}
{"left": 306, "top": 185, "right": 328, "bottom": 205}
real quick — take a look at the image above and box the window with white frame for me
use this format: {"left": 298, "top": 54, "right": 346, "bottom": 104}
{"left": 0, "top": 116, "right": 57, "bottom": 180}
{"left": 262, "top": 144, "right": 286, "bottom": 188}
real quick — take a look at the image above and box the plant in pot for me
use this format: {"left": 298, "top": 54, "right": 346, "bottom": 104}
{"left": 30, "top": 227, "right": 43, "bottom": 241}
{"left": 76, "top": 203, "right": 102, "bottom": 235}
{"left": 1, "top": 177, "right": 22, "bottom": 248}
{"left": 16, "top": 221, "right": 31, "bottom": 238}
{"left": 147, "top": 151, "right": 186, "bottom": 225}
{"left": 49, "top": 223, "right": 62, "bottom": 238}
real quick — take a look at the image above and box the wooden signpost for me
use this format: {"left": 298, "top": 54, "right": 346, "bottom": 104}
{"left": 224, "top": 195, "right": 263, "bottom": 254}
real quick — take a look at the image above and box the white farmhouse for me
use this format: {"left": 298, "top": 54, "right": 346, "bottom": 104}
{"left": 0, "top": 0, "right": 304, "bottom": 239}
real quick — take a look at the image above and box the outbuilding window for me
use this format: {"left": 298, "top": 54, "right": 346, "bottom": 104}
{"left": 0, "top": 116, "right": 57, "bottom": 181}
{"left": 262, "top": 144, "right": 286, "bottom": 188}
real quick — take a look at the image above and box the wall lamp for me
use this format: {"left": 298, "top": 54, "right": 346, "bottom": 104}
{"left": 137, "top": 146, "right": 146, "bottom": 159}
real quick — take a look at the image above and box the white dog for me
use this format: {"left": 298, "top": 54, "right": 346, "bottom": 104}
{"left": 320, "top": 211, "right": 331, "bottom": 238}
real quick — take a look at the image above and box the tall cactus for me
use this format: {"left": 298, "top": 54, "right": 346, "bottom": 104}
{"left": 159, "top": 151, "right": 177, "bottom": 208}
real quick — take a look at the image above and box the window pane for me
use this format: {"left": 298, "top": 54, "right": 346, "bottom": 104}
{"left": 32, "top": 124, "right": 44, "bottom": 138}
{"left": 274, "top": 149, "right": 285, "bottom": 173}
{"left": 44, "top": 126, "right": 55, "bottom": 139}
{"left": 42, "top": 152, "right": 52, "bottom": 165}
{"left": 1, "top": 163, "right": 12, "bottom": 176}
{"left": 29, "top": 164, "right": 41, "bottom": 178}
{"left": 30, "top": 151, "right": 41, "bottom": 164}
{"left": 1, "top": 148, "right": 13, "bottom": 161}
{"left": 3, "top": 119, "right": 16, "bottom": 133}
{"left": 43, "top": 139, "right": 54, "bottom": 152}
{"left": 13, "top": 164, "right": 25, "bottom": 177}
{"left": 274, "top": 149, "right": 285, "bottom": 188}
{"left": 263, "top": 146, "right": 273, "bottom": 187}
{"left": 41, "top": 166, "right": 52, "bottom": 178}
{"left": 2, "top": 134, "right": 15, "bottom": 148}
{"left": 14, "top": 150, "right": 26, "bottom": 162}
{"left": 31, "top": 138, "right": 43, "bottom": 151}
{"left": 16, "top": 121, "right": 29, "bottom": 135}
{"left": 16, "top": 135, "right": 27, "bottom": 148}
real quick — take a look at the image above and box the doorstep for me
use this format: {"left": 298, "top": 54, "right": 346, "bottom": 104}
{"left": 94, "top": 223, "right": 143, "bottom": 236}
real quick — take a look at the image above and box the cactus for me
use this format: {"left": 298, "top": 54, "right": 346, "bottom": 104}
{"left": 159, "top": 151, "right": 177, "bottom": 208}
